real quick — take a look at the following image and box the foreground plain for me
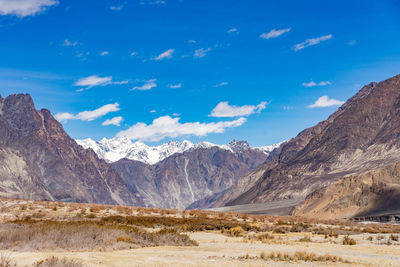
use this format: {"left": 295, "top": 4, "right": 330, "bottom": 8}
{"left": 0, "top": 199, "right": 400, "bottom": 266}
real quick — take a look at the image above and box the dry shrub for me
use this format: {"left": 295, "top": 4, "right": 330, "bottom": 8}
{"left": 33, "top": 256, "right": 84, "bottom": 267}
{"left": 228, "top": 226, "right": 244, "bottom": 237}
{"left": 273, "top": 226, "right": 290, "bottom": 234}
{"left": 0, "top": 254, "right": 17, "bottom": 267}
{"left": 298, "top": 235, "right": 312, "bottom": 242}
{"left": 0, "top": 220, "right": 197, "bottom": 251}
{"left": 100, "top": 215, "right": 260, "bottom": 233}
{"left": 260, "top": 251, "right": 347, "bottom": 263}
{"left": 342, "top": 235, "right": 356, "bottom": 245}
{"left": 390, "top": 234, "right": 399, "bottom": 241}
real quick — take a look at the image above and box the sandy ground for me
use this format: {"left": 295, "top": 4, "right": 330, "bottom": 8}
{"left": 3, "top": 231, "right": 400, "bottom": 267}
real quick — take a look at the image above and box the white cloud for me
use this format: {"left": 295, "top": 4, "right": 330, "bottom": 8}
{"left": 260, "top": 28, "right": 291, "bottom": 39}
{"left": 153, "top": 49, "right": 174, "bottom": 60}
{"left": 102, "top": 116, "right": 123, "bottom": 126}
{"left": 150, "top": 110, "right": 157, "bottom": 113}
{"left": 168, "top": 83, "right": 182, "bottom": 89}
{"left": 55, "top": 103, "right": 120, "bottom": 122}
{"left": 74, "top": 75, "right": 112, "bottom": 88}
{"left": 63, "top": 39, "right": 78, "bottom": 47}
{"left": 347, "top": 40, "right": 356, "bottom": 46}
{"left": 73, "top": 75, "right": 128, "bottom": 90}
{"left": 308, "top": 96, "right": 344, "bottom": 108}
{"left": 294, "top": 34, "right": 332, "bottom": 51}
{"left": 116, "top": 115, "right": 246, "bottom": 142}
{"left": 0, "top": 0, "right": 58, "bottom": 17}
{"left": 302, "top": 80, "right": 331, "bottom": 87}
{"left": 130, "top": 52, "right": 137, "bottom": 56}
{"left": 188, "top": 40, "right": 196, "bottom": 43}
{"left": 100, "top": 51, "right": 109, "bottom": 56}
{"left": 172, "top": 113, "right": 180, "bottom": 116}
{"left": 110, "top": 4, "right": 124, "bottom": 11}
{"left": 209, "top": 101, "right": 267, "bottom": 117}
{"left": 194, "top": 48, "right": 212, "bottom": 58}
{"left": 53, "top": 112, "right": 75, "bottom": 122}
{"left": 214, "top": 82, "right": 228, "bottom": 87}
{"left": 132, "top": 79, "right": 157, "bottom": 91}
{"left": 227, "top": 28, "right": 239, "bottom": 34}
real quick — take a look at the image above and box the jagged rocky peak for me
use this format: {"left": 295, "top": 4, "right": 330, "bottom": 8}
{"left": 228, "top": 140, "right": 250, "bottom": 152}
{"left": 0, "top": 93, "right": 143, "bottom": 206}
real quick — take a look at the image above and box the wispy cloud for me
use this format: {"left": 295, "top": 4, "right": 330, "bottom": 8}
{"left": 153, "top": 49, "right": 174, "bottom": 60}
{"left": 302, "top": 80, "right": 332, "bottom": 87}
{"left": 209, "top": 101, "right": 267, "bottom": 117}
{"left": 214, "top": 82, "right": 228, "bottom": 87}
{"left": 150, "top": 110, "right": 157, "bottom": 113}
{"left": 283, "top": 106, "right": 293, "bottom": 110}
{"left": 260, "top": 28, "right": 291, "bottom": 39}
{"left": 102, "top": 116, "right": 123, "bottom": 126}
{"left": 0, "top": 0, "right": 59, "bottom": 17}
{"left": 132, "top": 79, "right": 157, "bottom": 91}
{"left": 130, "top": 52, "right": 137, "bottom": 56}
{"left": 294, "top": 34, "right": 332, "bottom": 51}
{"left": 227, "top": 28, "right": 239, "bottom": 34}
{"left": 168, "top": 83, "right": 182, "bottom": 89}
{"left": 116, "top": 115, "right": 246, "bottom": 142}
{"left": 308, "top": 96, "right": 344, "bottom": 108}
{"left": 194, "top": 48, "right": 212, "bottom": 58}
{"left": 74, "top": 75, "right": 112, "bottom": 88}
{"left": 55, "top": 103, "right": 120, "bottom": 122}
{"left": 63, "top": 39, "right": 78, "bottom": 47}
{"left": 74, "top": 75, "right": 128, "bottom": 91}
{"left": 100, "top": 51, "right": 109, "bottom": 56}
{"left": 347, "top": 40, "right": 356, "bottom": 46}
{"left": 110, "top": 4, "right": 125, "bottom": 11}
{"left": 188, "top": 40, "right": 196, "bottom": 44}
{"left": 139, "top": 0, "right": 165, "bottom": 5}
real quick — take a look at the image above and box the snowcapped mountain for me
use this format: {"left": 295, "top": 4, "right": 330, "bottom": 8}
{"left": 76, "top": 137, "right": 283, "bottom": 165}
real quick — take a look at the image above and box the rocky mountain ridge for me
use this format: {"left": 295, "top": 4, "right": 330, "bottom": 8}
{"left": 0, "top": 94, "right": 143, "bottom": 206}
{"left": 77, "top": 137, "right": 282, "bottom": 165}
{"left": 211, "top": 74, "right": 400, "bottom": 219}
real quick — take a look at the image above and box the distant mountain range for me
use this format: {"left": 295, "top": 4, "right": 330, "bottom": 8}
{"left": 76, "top": 137, "right": 283, "bottom": 165}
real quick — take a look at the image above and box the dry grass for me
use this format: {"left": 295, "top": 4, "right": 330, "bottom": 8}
{"left": 0, "top": 254, "right": 17, "bottom": 267}
{"left": 0, "top": 219, "right": 197, "bottom": 251}
{"left": 33, "top": 256, "right": 85, "bottom": 267}
{"left": 259, "top": 251, "right": 348, "bottom": 263}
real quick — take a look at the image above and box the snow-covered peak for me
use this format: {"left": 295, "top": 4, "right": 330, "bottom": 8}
{"left": 76, "top": 137, "right": 284, "bottom": 165}
{"left": 255, "top": 141, "right": 286, "bottom": 154}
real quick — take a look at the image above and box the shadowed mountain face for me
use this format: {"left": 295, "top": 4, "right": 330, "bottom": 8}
{"left": 0, "top": 94, "right": 143, "bottom": 206}
{"left": 112, "top": 144, "right": 268, "bottom": 210}
{"left": 213, "top": 74, "right": 400, "bottom": 217}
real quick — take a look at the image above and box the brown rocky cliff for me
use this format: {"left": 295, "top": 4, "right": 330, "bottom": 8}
{"left": 0, "top": 94, "right": 143, "bottom": 205}
{"left": 215, "top": 74, "right": 400, "bottom": 210}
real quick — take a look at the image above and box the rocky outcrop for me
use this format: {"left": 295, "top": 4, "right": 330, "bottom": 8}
{"left": 0, "top": 94, "right": 143, "bottom": 206}
{"left": 292, "top": 162, "right": 400, "bottom": 219}
{"left": 213, "top": 74, "right": 400, "bottom": 215}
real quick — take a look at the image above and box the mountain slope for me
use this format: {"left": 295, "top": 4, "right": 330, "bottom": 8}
{"left": 112, "top": 142, "right": 269, "bottom": 209}
{"left": 0, "top": 94, "right": 143, "bottom": 206}
{"left": 213, "top": 74, "right": 400, "bottom": 217}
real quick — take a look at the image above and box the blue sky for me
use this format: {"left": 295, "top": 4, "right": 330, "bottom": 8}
{"left": 1, "top": 0, "right": 400, "bottom": 146}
